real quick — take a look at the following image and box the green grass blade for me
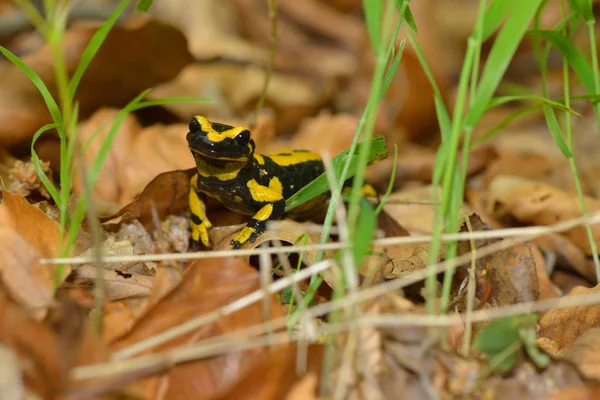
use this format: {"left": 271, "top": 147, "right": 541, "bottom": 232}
{"left": 128, "top": 96, "right": 210, "bottom": 111}
{"left": 31, "top": 123, "right": 61, "bottom": 205}
{"left": 393, "top": 1, "right": 417, "bottom": 32}
{"left": 363, "top": 0, "right": 383, "bottom": 50}
{"left": 0, "top": 46, "right": 63, "bottom": 127}
{"left": 136, "top": 0, "right": 153, "bottom": 12}
{"left": 285, "top": 136, "right": 388, "bottom": 212}
{"left": 529, "top": 29, "right": 596, "bottom": 95}
{"left": 379, "top": 39, "right": 405, "bottom": 101}
{"left": 465, "top": 0, "right": 543, "bottom": 129}
{"left": 375, "top": 143, "right": 398, "bottom": 215}
{"left": 353, "top": 199, "right": 377, "bottom": 266}
{"left": 68, "top": 0, "right": 130, "bottom": 101}
{"left": 482, "top": 0, "right": 518, "bottom": 41}
{"left": 488, "top": 94, "right": 579, "bottom": 114}
{"left": 542, "top": 104, "right": 572, "bottom": 157}
{"left": 568, "top": 0, "right": 594, "bottom": 22}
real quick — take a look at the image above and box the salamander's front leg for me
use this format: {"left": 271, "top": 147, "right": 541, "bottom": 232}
{"left": 230, "top": 199, "right": 286, "bottom": 249}
{"left": 189, "top": 174, "right": 213, "bottom": 248}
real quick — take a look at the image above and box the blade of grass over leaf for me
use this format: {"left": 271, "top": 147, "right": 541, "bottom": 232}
{"left": 393, "top": 0, "right": 417, "bottom": 32}
{"left": 353, "top": 199, "right": 377, "bottom": 267}
{"left": 68, "top": 0, "right": 131, "bottom": 101}
{"left": 481, "top": 0, "right": 518, "bottom": 41}
{"left": 285, "top": 135, "right": 388, "bottom": 212}
{"left": 530, "top": 29, "right": 596, "bottom": 97}
{"left": 568, "top": 0, "right": 594, "bottom": 22}
{"left": 363, "top": 0, "right": 383, "bottom": 50}
{"left": 0, "top": 46, "right": 63, "bottom": 128}
{"left": 31, "top": 124, "right": 61, "bottom": 205}
{"left": 542, "top": 104, "right": 572, "bottom": 157}
{"left": 465, "top": 0, "right": 543, "bottom": 128}
{"left": 136, "top": 0, "right": 153, "bottom": 12}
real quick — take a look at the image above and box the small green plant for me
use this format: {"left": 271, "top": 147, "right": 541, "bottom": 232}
{"left": 1, "top": 0, "right": 205, "bottom": 266}
{"left": 474, "top": 314, "right": 549, "bottom": 372}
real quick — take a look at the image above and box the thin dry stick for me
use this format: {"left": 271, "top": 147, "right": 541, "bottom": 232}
{"left": 461, "top": 214, "right": 477, "bottom": 357}
{"left": 72, "top": 282, "right": 600, "bottom": 384}
{"left": 112, "top": 258, "right": 336, "bottom": 360}
{"left": 71, "top": 286, "right": 600, "bottom": 382}
{"left": 112, "top": 212, "right": 600, "bottom": 361}
{"left": 41, "top": 213, "right": 600, "bottom": 266}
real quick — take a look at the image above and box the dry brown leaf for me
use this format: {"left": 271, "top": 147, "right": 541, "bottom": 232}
{"left": 266, "top": 111, "right": 360, "bottom": 156}
{"left": 529, "top": 243, "right": 560, "bottom": 301}
{"left": 0, "top": 19, "right": 192, "bottom": 145}
{"left": 0, "top": 343, "right": 24, "bottom": 400}
{"left": 150, "top": 63, "right": 333, "bottom": 133}
{"left": 0, "top": 228, "right": 53, "bottom": 318}
{"left": 547, "top": 385, "right": 600, "bottom": 400}
{"left": 0, "top": 191, "right": 65, "bottom": 316}
{"left": 488, "top": 361, "right": 584, "bottom": 400}
{"left": 284, "top": 373, "right": 318, "bottom": 400}
{"left": 73, "top": 264, "right": 153, "bottom": 301}
{"left": 488, "top": 175, "right": 600, "bottom": 255}
{"left": 76, "top": 110, "right": 195, "bottom": 206}
{"left": 212, "top": 345, "right": 323, "bottom": 400}
{"left": 562, "top": 327, "right": 600, "bottom": 381}
{"left": 367, "top": 144, "right": 496, "bottom": 189}
{"left": 534, "top": 233, "right": 597, "bottom": 282}
{"left": 0, "top": 292, "right": 109, "bottom": 398}
{"left": 453, "top": 214, "right": 539, "bottom": 307}
{"left": 102, "top": 168, "right": 197, "bottom": 229}
{"left": 110, "top": 257, "right": 286, "bottom": 399}
{"left": 539, "top": 284, "right": 600, "bottom": 349}
{"left": 0, "top": 190, "right": 60, "bottom": 259}
{"left": 102, "top": 263, "right": 182, "bottom": 344}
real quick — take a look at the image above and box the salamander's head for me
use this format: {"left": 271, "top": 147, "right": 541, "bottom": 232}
{"left": 187, "top": 116, "right": 255, "bottom": 162}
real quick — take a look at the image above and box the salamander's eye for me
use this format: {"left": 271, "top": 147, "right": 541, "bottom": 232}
{"left": 189, "top": 117, "right": 201, "bottom": 133}
{"left": 236, "top": 130, "right": 250, "bottom": 143}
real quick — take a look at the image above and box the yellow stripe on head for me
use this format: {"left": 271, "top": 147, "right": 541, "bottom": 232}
{"left": 194, "top": 116, "right": 249, "bottom": 143}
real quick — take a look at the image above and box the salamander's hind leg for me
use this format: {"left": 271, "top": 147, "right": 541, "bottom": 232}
{"left": 230, "top": 199, "right": 286, "bottom": 249}
{"left": 189, "top": 174, "right": 213, "bottom": 248}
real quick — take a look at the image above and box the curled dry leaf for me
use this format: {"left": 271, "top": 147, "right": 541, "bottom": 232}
{"left": 102, "top": 168, "right": 197, "bottom": 229}
{"left": 0, "top": 228, "right": 52, "bottom": 318}
{"left": 150, "top": 63, "right": 334, "bottom": 133}
{"left": 562, "top": 327, "right": 600, "bottom": 381}
{"left": 489, "top": 361, "right": 584, "bottom": 400}
{"left": 0, "top": 343, "right": 23, "bottom": 400}
{"left": 110, "top": 257, "right": 286, "bottom": 399}
{"left": 488, "top": 175, "right": 600, "bottom": 256}
{"left": 453, "top": 214, "right": 539, "bottom": 307}
{"left": 213, "top": 345, "right": 323, "bottom": 400}
{"left": 534, "top": 233, "right": 597, "bottom": 282}
{"left": 0, "top": 19, "right": 193, "bottom": 145}
{"left": 265, "top": 111, "right": 360, "bottom": 157}
{"left": 367, "top": 144, "right": 496, "bottom": 189}
{"left": 539, "top": 284, "right": 600, "bottom": 350}
{"left": 73, "top": 264, "right": 153, "bottom": 302}
{"left": 0, "top": 292, "right": 109, "bottom": 397}
{"left": 8, "top": 159, "right": 52, "bottom": 199}
{"left": 0, "top": 191, "right": 64, "bottom": 316}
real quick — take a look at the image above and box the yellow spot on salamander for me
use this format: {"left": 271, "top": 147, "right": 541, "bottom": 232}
{"left": 194, "top": 115, "right": 248, "bottom": 143}
{"left": 254, "top": 203, "right": 273, "bottom": 221}
{"left": 267, "top": 150, "right": 321, "bottom": 167}
{"left": 254, "top": 154, "right": 265, "bottom": 165}
{"left": 247, "top": 177, "right": 283, "bottom": 202}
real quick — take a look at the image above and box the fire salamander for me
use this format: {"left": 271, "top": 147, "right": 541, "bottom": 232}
{"left": 187, "top": 116, "right": 376, "bottom": 249}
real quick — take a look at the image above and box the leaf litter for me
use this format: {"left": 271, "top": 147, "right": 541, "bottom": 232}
{"left": 2, "top": 0, "right": 600, "bottom": 398}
